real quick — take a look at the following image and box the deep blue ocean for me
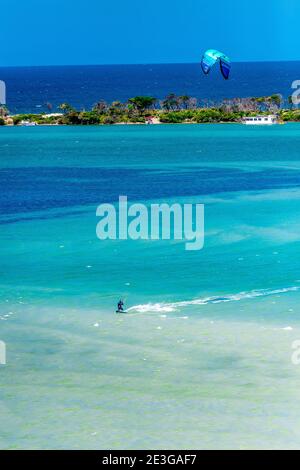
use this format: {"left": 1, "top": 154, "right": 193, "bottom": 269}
{"left": 0, "top": 61, "right": 299, "bottom": 113}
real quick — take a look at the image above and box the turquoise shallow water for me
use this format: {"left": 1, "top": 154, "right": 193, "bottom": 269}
{"left": 1, "top": 124, "right": 300, "bottom": 449}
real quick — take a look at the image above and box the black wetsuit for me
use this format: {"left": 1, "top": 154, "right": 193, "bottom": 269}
{"left": 117, "top": 300, "right": 124, "bottom": 312}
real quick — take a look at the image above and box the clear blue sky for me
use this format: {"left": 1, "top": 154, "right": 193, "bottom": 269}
{"left": 1, "top": 0, "right": 299, "bottom": 66}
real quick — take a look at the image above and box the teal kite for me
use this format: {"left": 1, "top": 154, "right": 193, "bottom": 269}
{"left": 201, "top": 49, "right": 231, "bottom": 80}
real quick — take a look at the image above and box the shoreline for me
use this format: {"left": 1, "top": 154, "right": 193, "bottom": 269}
{"left": 2, "top": 120, "right": 300, "bottom": 128}
{"left": 2, "top": 116, "right": 300, "bottom": 127}
{"left": 1, "top": 120, "right": 244, "bottom": 127}
{"left": 1, "top": 93, "right": 299, "bottom": 127}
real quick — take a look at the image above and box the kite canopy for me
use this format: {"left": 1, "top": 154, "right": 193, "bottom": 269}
{"left": 201, "top": 49, "right": 231, "bottom": 80}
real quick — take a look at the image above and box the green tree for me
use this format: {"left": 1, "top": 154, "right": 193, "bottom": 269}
{"left": 93, "top": 100, "right": 108, "bottom": 114}
{"left": 0, "top": 105, "right": 8, "bottom": 117}
{"left": 161, "top": 93, "right": 181, "bottom": 111}
{"left": 58, "top": 103, "right": 75, "bottom": 114}
{"left": 270, "top": 94, "right": 282, "bottom": 107}
{"left": 128, "top": 96, "right": 157, "bottom": 113}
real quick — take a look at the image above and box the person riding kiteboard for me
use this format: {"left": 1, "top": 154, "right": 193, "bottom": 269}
{"left": 117, "top": 299, "right": 124, "bottom": 313}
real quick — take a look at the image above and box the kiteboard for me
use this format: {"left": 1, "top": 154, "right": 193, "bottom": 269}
{"left": 116, "top": 310, "right": 127, "bottom": 314}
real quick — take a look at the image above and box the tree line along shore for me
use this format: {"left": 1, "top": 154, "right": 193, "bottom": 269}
{"left": 1, "top": 93, "right": 300, "bottom": 126}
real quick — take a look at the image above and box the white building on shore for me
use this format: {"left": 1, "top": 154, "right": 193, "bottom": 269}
{"left": 242, "top": 115, "right": 279, "bottom": 125}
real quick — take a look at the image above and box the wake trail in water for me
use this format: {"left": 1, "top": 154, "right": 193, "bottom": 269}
{"left": 128, "top": 286, "right": 300, "bottom": 313}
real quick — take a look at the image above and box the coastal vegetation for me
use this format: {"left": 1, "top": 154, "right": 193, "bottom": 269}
{"left": 1, "top": 93, "right": 300, "bottom": 126}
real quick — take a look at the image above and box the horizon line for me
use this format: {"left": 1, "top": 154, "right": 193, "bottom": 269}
{"left": 1, "top": 59, "right": 300, "bottom": 68}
